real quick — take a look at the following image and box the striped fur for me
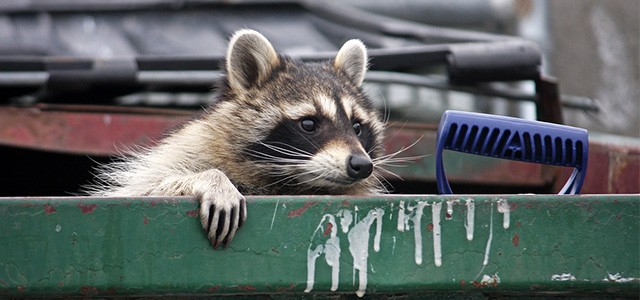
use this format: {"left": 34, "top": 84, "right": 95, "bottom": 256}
{"left": 86, "top": 29, "right": 387, "bottom": 248}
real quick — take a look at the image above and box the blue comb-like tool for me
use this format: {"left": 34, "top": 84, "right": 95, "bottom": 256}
{"left": 436, "top": 110, "right": 588, "bottom": 194}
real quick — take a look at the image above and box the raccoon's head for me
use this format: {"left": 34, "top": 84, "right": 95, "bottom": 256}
{"left": 214, "top": 29, "right": 385, "bottom": 195}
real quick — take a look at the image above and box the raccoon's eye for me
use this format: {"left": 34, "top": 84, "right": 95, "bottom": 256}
{"left": 353, "top": 122, "right": 362, "bottom": 136}
{"left": 300, "top": 118, "right": 318, "bottom": 132}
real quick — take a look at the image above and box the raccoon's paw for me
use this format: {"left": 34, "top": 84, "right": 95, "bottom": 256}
{"left": 195, "top": 172, "right": 247, "bottom": 249}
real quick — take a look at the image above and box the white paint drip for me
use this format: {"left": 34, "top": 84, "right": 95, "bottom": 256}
{"left": 304, "top": 199, "right": 518, "bottom": 295}
{"left": 432, "top": 202, "right": 442, "bottom": 267}
{"left": 480, "top": 273, "right": 500, "bottom": 285}
{"left": 373, "top": 210, "right": 382, "bottom": 252}
{"left": 465, "top": 199, "right": 475, "bottom": 241}
{"left": 483, "top": 204, "right": 494, "bottom": 266}
{"left": 347, "top": 208, "right": 384, "bottom": 298}
{"left": 552, "top": 273, "right": 576, "bottom": 281}
{"left": 604, "top": 273, "right": 638, "bottom": 283}
{"left": 476, "top": 203, "right": 494, "bottom": 279}
{"left": 445, "top": 199, "right": 457, "bottom": 220}
{"left": 497, "top": 199, "right": 511, "bottom": 229}
{"left": 391, "top": 236, "right": 396, "bottom": 255}
{"left": 305, "top": 214, "right": 340, "bottom": 293}
{"left": 305, "top": 245, "right": 323, "bottom": 293}
{"left": 269, "top": 199, "right": 280, "bottom": 231}
{"left": 337, "top": 209, "right": 353, "bottom": 233}
{"left": 397, "top": 200, "right": 406, "bottom": 231}
{"left": 325, "top": 238, "right": 340, "bottom": 292}
{"left": 411, "top": 202, "right": 429, "bottom": 265}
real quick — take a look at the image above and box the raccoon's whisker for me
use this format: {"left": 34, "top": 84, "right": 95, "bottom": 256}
{"left": 246, "top": 131, "right": 313, "bottom": 159}
{"left": 367, "top": 144, "right": 385, "bottom": 156}
{"left": 378, "top": 155, "right": 427, "bottom": 163}
{"left": 261, "top": 173, "right": 302, "bottom": 189}
{"left": 293, "top": 130, "right": 320, "bottom": 151}
{"left": 247, "top": 157, "right": 307, "bottom": 167}
{"left": 258, "top": 167, "right": 299, "bottom": 176}
{"left": 372, "top": 137, "right": 424, "bottom": 165}
{"left": 262, "top": 141, "right": 314, "bottom": 156}
{"left": 286, "top": 167, "right": 328, "bottom": 186}
{"left": 248, "top": 156, "right": 306, "bottom": 166}
{"left": 244, "top": 149, "right": 310, "bottom": 163}
{"left": 261, "top": 166, "right": 321, "bottom": 189}
{"left": 251, "top": 143, "right": 313, "bottom": 159}
{"left": 293, "top": 170, "right": 332, "bottom": 187}
{"left": 261, "top": 144, "right": 313, "bottom": 158}
{"left": 375, "top": 167, "right": 404, "bottom": 181}
{"left": 374, "top": 156, "right": 427, "bottom": 169}
{"left": 376, "top": 163, "right": 407, "bottom": 168}
{"left": 371, "top": 173, "right": 391, "bottom": 194}
{"left": 260, "top": 172, "right": 304, "bottom": 189}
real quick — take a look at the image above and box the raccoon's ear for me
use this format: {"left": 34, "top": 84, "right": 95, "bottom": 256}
{"left": 334, "top": 39, "right": 368, "bottom": 86}
{"left": 226, "top": 29, "right": 280, "bottom": 91}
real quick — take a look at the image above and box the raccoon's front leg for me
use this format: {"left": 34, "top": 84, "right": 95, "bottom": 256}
{"left": 157, "top": 169, "right": 247, "bottom": 248}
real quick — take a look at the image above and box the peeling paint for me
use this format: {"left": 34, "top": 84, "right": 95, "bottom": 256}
{"left": 497, "top": 199, "right": 511, "bottom": 229}
{"left": 604, "top": 273, "right": 638, "bottom": 283}
{"left": 480, "top": 274, "right": 500, "bottom": 286}
{"left": 446, "top": 199, "right": 458, "bottom": 220}
{"left": 396, "top": 200, "right": 406, "bottom": 232}
{"left": 348, "top": 208, "right": 384, "bottom": 297}
{"left": 44, "top": 204, "right": 56, "bottom": 215}
{"left": 269, "top": 200, "right": 280, "bottom": 231}
{"left": 512, "top": 233, "right": 520, "bottom": 247}
{"left": 275, "top": 283, "right": 296, "bottom": 292}
{"left": 77, "top": 204, "right": 97, "bottom": 214}
{"left": 305, "top": 208, "right": 384, "bottom": 297}
{"left": 236, "top": 285, "right": 257, "bottom": 291}
{"left": 410, "top": 202, "right": 429, "bottom": 265}
{"left": 288, "top": 201, "right": 318, "bottom": 218}
{"left": 432, "top": 202, "right": 442, "bottom": 267}
{"left": 206, "top": 285, "right": 221, "bottom": 292}
{"left": 552, "top": 273, "right": 576, "bottom": 281}
{"left": 305, "top": 214, "right": 340, "bottom": 293}
{"left": 475, "top": 203, "right": 494, "bottom": 279}
{"left": 323, "top": 222, "right": 333, "bottom": 237}
{"left": 337, "top": 209, "right": 352, "bottom": 233}
{"left": 465, "top": 199, "right": 475, "bottom": 241}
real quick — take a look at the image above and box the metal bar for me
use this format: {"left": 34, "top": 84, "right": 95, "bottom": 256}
{"left": 0, "top": 72, "right": 48, "bottom": 85}
{"left": 0, "top": 71, "right": 597, "bottom": 112}
{"left": 0, "top": 195, "right": 637, "bottom": 297}
{"left": 535, "top": 75, "right": 564, "bottom": 124}
{"left": 366, "top": 71, "right": 536, "bottom": 101}
{"left": 366, "top": 71, "right": 598, "bottom": 112}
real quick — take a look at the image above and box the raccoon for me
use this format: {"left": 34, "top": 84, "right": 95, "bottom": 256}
{"left": 87, "top": 29, "right": 388, "bottom": 248}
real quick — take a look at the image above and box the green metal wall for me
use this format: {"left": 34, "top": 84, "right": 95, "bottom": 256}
{"left": 0, "top": 195, "right": 638, "bottom": 298}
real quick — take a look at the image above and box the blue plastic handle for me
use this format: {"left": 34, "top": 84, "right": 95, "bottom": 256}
{"left": 436, "top": 110, "right": 588, "bottom": 194}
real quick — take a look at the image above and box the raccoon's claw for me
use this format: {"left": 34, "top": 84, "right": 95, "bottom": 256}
{"left": 198, "top": 189, "right": 247, "bottom": 249}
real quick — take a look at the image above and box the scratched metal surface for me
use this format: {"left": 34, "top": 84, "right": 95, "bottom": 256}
{"left": 0, "top": 195, "right": 638, "bottom": 298}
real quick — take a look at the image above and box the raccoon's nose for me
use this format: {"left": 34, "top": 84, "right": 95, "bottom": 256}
{"left": 347, "top": 154, "right": 373, "bottom": 179}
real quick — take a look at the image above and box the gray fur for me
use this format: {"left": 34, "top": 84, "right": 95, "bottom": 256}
{"left": 87, "top": 30, "right": 391, "bottom": 249}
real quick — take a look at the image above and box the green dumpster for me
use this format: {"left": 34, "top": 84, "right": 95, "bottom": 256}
{"left": 1, "top": 195, "right": 638, "bottom": 298}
